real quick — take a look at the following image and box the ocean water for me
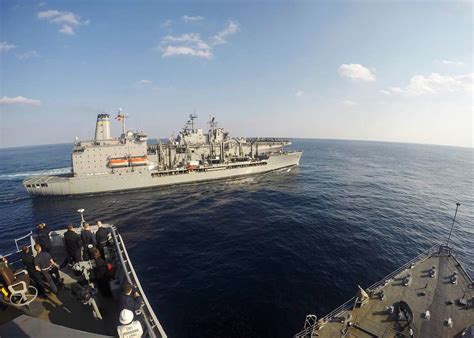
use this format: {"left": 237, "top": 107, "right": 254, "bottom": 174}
{"left": 0, "top": 139, "right": 473, "bottom": 338}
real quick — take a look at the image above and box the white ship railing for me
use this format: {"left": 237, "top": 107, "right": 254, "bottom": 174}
{"left": 111, "top": 226, "right": 167, "bottom": 338}
{"left": 0, "top": 232, "right": 33, "bottom": 268}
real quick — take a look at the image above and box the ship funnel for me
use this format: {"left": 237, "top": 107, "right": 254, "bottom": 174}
{"left": 94, "top": 113, "right": 111, "bottom": 141}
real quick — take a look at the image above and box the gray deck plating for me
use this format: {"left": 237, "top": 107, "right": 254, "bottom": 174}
{"left": 295, "top": 245, "right": 474, "bottom": 338}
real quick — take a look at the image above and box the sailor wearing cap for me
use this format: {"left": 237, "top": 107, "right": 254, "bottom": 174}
{"left": 117, "top": 309, "right": 143, "bottom": 338}
{"left": 95, "top": 221, "right": 111, "bottom": 258}
{"left": 36, "top": 223, "right": 52, "bottom": 254}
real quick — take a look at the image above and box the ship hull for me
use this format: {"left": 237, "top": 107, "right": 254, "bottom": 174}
{"left": 23, "top": 152, "right": 302, "bottom": 196}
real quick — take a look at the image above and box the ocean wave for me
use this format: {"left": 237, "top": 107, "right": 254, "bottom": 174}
{"left": 0, "top": 194, "right": 30, "bottom": 203}
{"left": 0, "top": 167, "right": 71, "bottom": 181}
{"left": 1, "top": 139, "right": 473, "bottom": 338}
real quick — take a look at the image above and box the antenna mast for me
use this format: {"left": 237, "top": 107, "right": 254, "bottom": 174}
{"left": 208, "top": 115, "right": 217, "bottom": 130}
{"left": 189, "top": 112, "right": 197, "bottom": 131}
{"left": 117, "top": 108, "right": 127, "bottom": 135}
{"left": 446, "top": 202, "right": 461, "bottom": 248}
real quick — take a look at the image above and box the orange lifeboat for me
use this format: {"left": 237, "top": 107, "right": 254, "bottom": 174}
{"left": 129, "top": 156, "right": 148, "bottom": 166}
{"left": 109, "top": 158, "right": 128, "bottom": 168}
{"left": 186, "top": 160, "right": 200, "bottom": 171}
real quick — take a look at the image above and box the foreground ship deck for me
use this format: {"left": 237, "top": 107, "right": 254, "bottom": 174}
{"left": 295, "top": 244, "right": 474, "bottom": 338}
{"left": 0, "top": 221, "right": 167, "bottom": 338}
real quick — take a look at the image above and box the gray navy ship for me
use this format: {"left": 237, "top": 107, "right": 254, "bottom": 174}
{"left": 23, "top": 111, "right": 302, "bottom": 196}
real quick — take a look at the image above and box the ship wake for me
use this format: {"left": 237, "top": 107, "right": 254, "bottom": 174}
{"left": 0, "top": 167, "right": 71, "bottom": 181}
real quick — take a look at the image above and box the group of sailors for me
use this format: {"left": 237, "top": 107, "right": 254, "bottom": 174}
{"left": 20, "top": 223, "right": 63, "bottom": 297}
{"left": 18, "top": 222, "right": 145, "bottom": 337}
{"left": 20, "top": 222, "right": 112, "bottom": 297}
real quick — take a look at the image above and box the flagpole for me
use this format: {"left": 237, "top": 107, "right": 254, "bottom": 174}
{"left": 122, "top": 115, "right": 126, "bottom": 135}
{"left": 117, "top": 108, "right": 126, "bottom": 135}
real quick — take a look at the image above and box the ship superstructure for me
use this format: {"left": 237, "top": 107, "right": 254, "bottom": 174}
{"left": 23, "top": 112, "right": 302, "bottom": 195}
{"left": 71, "top": 113, "right": 150, "bottom": 177}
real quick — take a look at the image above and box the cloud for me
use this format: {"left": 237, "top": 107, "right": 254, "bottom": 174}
{"left": 159, "top": 33, "right": 213, "bottom": 59}
{"left": 0, "top": 96, "right": 42, "bottom": 107}
{"left": 162, "top": 33, "right": 209, "bottom": 46}
{"left": 435, "top": 59, "right": 465, "bottom": 66}
{"left": 16, "top": 50, "right": 40, "bottom": 60}
{"left": 158, "top": 20, "right": 240, "bottom": 59}
{"left": 0, "top": 42, "right": 16, "bottom": 53}
{"left": 162, "top": 46, "right": 212, "bottom": 59}
{"left": 182, "top": 15, "right": 204, "bottom": 23}
{"left": 382, "top": 72, "right": 473, "bottom": 97}
{"left": 133, "top": 79, "right": 154, "bottom": 88}
{"left": 59, "top": 25, "right": 74, "bottom": 35}
{"left": 161, "top": 19, "right": 173, "bottom": 29}
{"left": 210, "top": 20, "right": 240, "bottom": 45}
{"left": 338, "top": 63, "right": 376, "bottom": 82}
{"left": 342, "top": 99, "right": 357, "bottom": 106}
{"left": 295, "top": 90, "right": 304, "bottom": 97}
{"left": 37, "top": 9, "right": 88, "bottom": 35}
{"left": 136, "top": 79, "right": 151, "bottom": 85}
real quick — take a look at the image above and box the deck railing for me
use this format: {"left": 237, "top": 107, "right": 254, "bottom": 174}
{"left": 111, "top": 226, "right": 167, "bottom": 338}
{"left": 366, "top": 243, "right": 440, "bottom": 291}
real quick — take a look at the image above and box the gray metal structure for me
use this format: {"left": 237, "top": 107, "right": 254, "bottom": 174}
{"left": 294, "top": 244, "right": 474, "bottom": 337}
{"left": 23, "top": 112, "right": 302, "bottom": 196}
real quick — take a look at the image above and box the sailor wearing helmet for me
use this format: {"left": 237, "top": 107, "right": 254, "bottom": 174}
{"left": 117, "top": 309, "right": 143, "bottom": 338}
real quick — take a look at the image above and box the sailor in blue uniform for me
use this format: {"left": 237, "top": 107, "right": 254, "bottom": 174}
{"left": 34, "top": 243, "right": 61, "bottom": 293}
{"left": 81, "top": 223, "right": 96, "bottom": 260}
{"left": 36, "top": 223, "right": 52, "bottom": 254}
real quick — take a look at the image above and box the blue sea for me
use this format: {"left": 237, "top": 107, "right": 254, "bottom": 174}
{"left": 0, "top": 139, "right": 473, "bottom": 338}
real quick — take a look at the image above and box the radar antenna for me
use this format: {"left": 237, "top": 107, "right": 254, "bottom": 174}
{"left": 189, "top": 112, "right": 198, "bottom": 131}
{"left": 208, "top": 115, "right": 218, "bottom": 130}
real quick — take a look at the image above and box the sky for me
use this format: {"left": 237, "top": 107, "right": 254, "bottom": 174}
{"left": 0, "top": 1, "right": 473, "bottom": 148}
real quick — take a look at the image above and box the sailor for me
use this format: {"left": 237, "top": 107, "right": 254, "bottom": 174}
{"left": 92, "top": 248, "right": 112, "bottom": 297}
{"left": 36, "top": 223, "right": 52, "bottom": 254}
{"left": 34, "top": 243, "right": 61, "bottom": 294}
{"left": 117, "top": 309, "right": 143, "bottom": 338}
{"left": 81, "top": 223, "right": 96, "bottom": 260}
{"left": 119, "top": 282, "right": 144, "bottom": 312}
{"left": 20, "top": 246, "right": 47, "bottom": 297}
{"left": 64, "top": 224, "right": 82, "bottom": 263}
{"left": 95, "top": 221, "right": 110, "bottom": 258}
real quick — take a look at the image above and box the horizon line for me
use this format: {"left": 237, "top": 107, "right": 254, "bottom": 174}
{"left": 0, "top": 137, "right": 472, "bottom": 151}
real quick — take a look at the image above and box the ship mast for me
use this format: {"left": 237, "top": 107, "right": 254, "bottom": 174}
{"left": 189, "top": 112, "right": 197, "bottom": 131}
{"left": 116, "top": 108, "right": 128, "bottom": 135}
{"left": 208, "top": 115, "right": 217, "bottom": 158}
